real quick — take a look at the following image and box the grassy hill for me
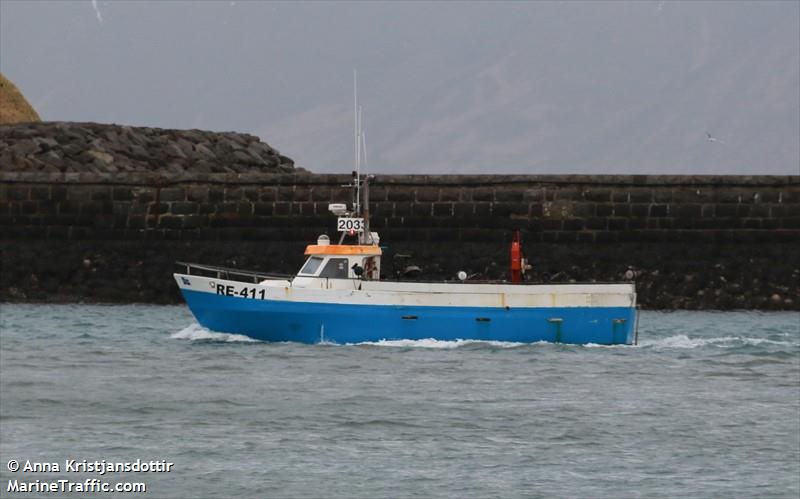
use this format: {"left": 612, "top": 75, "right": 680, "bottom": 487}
{"left": 0, "top": 73, "right": 40, "bottom": 124}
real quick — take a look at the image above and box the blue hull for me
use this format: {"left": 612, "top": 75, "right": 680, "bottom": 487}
{"left": 180, "top": 289, "right": 637, "bottom": 345}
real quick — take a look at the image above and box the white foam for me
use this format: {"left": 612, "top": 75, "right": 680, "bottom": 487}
{"left": 168, "top": 326, "right": 796, "bottom": 350}
{"left": 583, "top": 342, "right": 634, "bottom": 349}
{"left": 351, "top": 338, "right": 528, "bottom": 349}
{"left": 639, "top": 334, "right": 795, "bottom": 350}
{"left": 171, "top": 323, "right": 257, "bottom": 343}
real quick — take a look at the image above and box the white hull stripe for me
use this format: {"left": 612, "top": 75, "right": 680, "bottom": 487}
{"left": 175, "top": 274, "right": 636, "bottom": 309}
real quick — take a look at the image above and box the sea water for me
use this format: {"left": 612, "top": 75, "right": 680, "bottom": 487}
{"left": 0, "top": 305, "right": 798, "bottom": 498}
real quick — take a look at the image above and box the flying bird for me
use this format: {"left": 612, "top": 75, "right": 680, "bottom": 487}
{"left": 90, "top": 0, "right": 103, "bottom": 24}
{"left": 706, "top": 132, "right": 726, "bottom": 144}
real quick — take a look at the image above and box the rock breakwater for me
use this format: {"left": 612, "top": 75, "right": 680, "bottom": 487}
{"left": 0, "top": 122, "right": 298, "bottom": 175}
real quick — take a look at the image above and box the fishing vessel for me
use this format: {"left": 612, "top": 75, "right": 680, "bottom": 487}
{"left": 174, "top": 224, "right": 637, "bottom": 345}
{"left": 174, "top": 180, "right": 638, "bottom": 347}
{"left": 174, "top": 79, "right": 638, "bottom": 345}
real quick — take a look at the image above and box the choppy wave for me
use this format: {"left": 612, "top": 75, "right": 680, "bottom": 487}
{"left": 171, "top": 323, "right": 257, "bottom": 343}
{"left": 582, "top": 342, "right": 635, "bottom": 348}
{"left": 639, "top": 334, "right": 798, "bottom": 350}
{"left": 356, "top": 334, "right": 798, "bottom": 350}
{"left": 4, "top": 305, "right": 800, "bottom": 498}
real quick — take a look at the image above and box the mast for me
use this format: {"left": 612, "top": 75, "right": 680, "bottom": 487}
{"left": 361, "top": 122, "right": 372, "bottom": 243}
{"left": 351, "top": 70, "right": 373, "bottom": 245}
{"left": 362, "top": 174, "right": 370, "bottom": 244}
{"left": 353, "top": 71, "right": 361, "bottom": 217}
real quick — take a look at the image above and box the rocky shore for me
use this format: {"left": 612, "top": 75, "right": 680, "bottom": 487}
{"left": 0, "top": 121, "right": 298, "bottom": 175}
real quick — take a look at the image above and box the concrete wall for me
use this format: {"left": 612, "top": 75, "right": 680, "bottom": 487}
{"left": 2, "top": 172, "right": 798, "bottom": 308}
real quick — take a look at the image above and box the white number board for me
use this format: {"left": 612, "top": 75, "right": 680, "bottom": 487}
{"left": 337, "top": 217, "right": 365, "bottom": 232}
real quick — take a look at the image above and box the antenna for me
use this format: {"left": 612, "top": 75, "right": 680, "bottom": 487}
{"left": 361, "top": 129, "right": 372, "bottom": 244}
{"left": 353, "top": 70, "right": 358, "bottom": 175}
{"left": 350, "top": 71, "right": 374, "bottom": 245}
{"left": 353, "top": 71, "right": 361, "bottom": 216}
{"left": 361, "top": 130, "right": 368, "bottom": 171}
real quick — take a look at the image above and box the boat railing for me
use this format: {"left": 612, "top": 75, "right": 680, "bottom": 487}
{"left": 176, "top": 261, "right": 294, "bottom": 284}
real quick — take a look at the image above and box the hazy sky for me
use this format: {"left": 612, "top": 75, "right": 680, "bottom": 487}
{"left": 1, "top": 0, "right": 798, "bottom": 174}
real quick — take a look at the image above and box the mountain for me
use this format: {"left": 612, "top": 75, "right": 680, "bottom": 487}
{"left": 255, "top": 2, "right": 799, "bottom": 174}
{"left": 0, "top": 73, "right": 40, "bottom": 124}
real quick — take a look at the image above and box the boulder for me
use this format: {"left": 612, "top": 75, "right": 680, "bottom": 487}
{"left": 87, "top": 150, "right": 114, "bottom": 164}
{"left": 0, "top": 121, "right": 300, "bottom": 173}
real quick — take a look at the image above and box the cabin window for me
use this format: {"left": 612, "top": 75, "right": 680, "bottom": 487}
{"left": 300, "top": 256, "right": 324, "bottom": 275}
{"left": 320, "top": 258, "right": 349, "bottom": 279}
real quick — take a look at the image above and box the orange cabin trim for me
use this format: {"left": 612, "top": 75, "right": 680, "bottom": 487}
{"left": 304, "top": 245, "right": 382, "bottom": 256}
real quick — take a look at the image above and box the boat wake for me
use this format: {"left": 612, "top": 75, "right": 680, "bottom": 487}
{"left": 638, "top": 334, "right": 797, "bottom": 350}
{"left": 171, "top": 323, "right": 257, "bottom": 343}
{"left": 351, "top": 338, "right": 531, "bottom": 349}
{"left": 170, "top": 325, "right": 796, "bottom": 351}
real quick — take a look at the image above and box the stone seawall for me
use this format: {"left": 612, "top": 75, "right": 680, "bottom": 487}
{"left": 1, "top": 172, "right": 798, "bottom": 309}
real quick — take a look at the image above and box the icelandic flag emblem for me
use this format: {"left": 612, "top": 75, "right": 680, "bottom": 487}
{"left": 181, "top": 277, "right": 191, "bottom": 286}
